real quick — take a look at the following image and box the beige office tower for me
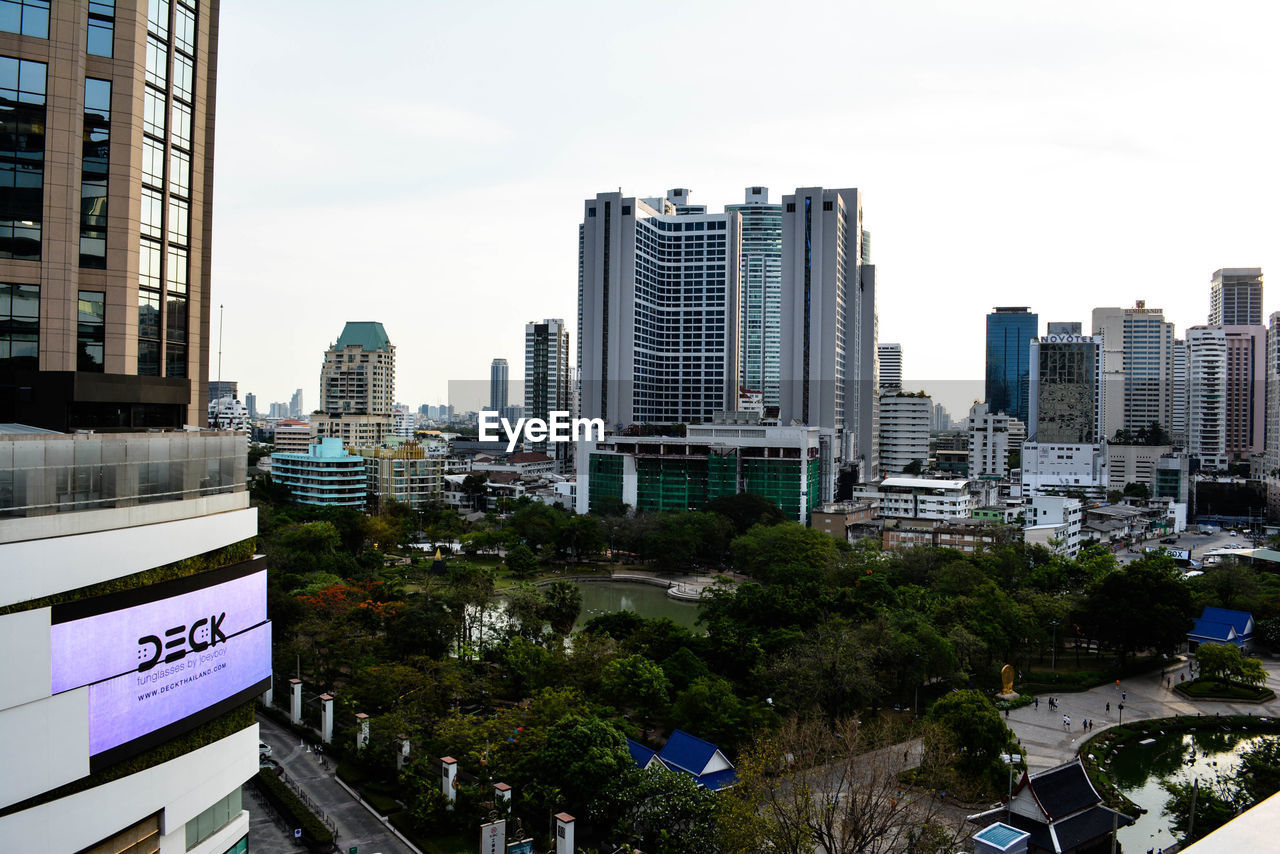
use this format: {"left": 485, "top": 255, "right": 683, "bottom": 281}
{"left": 1091, "top": 301, "right": 1176, "bottom": 440}
{"left": 0, "top": 1, "right": 218, "bottom": 429}
{"left": 1209, "top": 267, "right": 1263, "bottom": 327}
{"left": 313, "top": 321, "right": 396, "bottom": 446}
{"left": 1266, "top": 312, "right": 1279, "bottom": 520}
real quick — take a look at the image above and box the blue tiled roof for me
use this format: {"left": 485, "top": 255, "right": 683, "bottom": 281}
{"left": 658, "top": 730, "right": 720, "bottom": 776}
{"left": 1201, "top": 607, "right": 1252, "bottom": 635}
{"left": 695, "top": 768, "right": 739, "bottom": 791}
{"left": 627, "top": 738, "right": 656, "bottom": 769}
{"left": 1189, "top": 619, "right": 1238, "bottom": 643}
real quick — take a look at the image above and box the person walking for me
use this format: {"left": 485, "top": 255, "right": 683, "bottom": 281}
{"left": 1106, "top": 701, "right": 1111, "bottom": 713}
{"left": 1035, "top": 697, "right": 1039, "bottom": 710}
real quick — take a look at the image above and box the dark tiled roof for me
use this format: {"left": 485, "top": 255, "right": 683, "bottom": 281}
{"left": 1028, "top": 762, "right": 1100, "bottom": 821}
{"left": 1052, "top": 805, "right": 1133, "bottom": 851}
{"left": 507, "top": 452, "right": 553, "bottom": 463}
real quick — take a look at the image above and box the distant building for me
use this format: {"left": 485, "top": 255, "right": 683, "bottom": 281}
{"left": 967, "top": 402, "right": 1024, "bottom": 480}
{"left": 355, "top": 443, "right": 445, "bottom": 511}
{"left": 811, "top": 500, "right": 879, "bottom": 542}
{"left": 271, "top": 419, "right": 313, "bottom": 455}
{"left": 290, "top": 388, "right": 304, "bottom": 419}
{"left": 864, "top": 477, "right": 981, "bottom": 520}
{"left": 392, "top": 404, "right": 414, "bottom": 438}
{"left": 208, "top": 380, "right": 237, "bottom": 404}
{"left": 1267, "top": 312, "right": 1280, "bottom": 521}
{"left": 727, "top": 187, "right": 783, "bottom": 407}
{"left": 1021, "top": 442, "right": 1107, "bottom": 500}
{"left": 1027, "top": 332, "right": 1102, "bottom": 444}
{"left": 1209, "top": 267, "right": 1263, "bottom": 326}
{"left": 490, "top": 358, "right": 509, "bottom": 414}
{"left": 524, "top": 318, "right": 572, "bottom": 466}
{"left": 986, "top": 307, "right": 1038, "bottom": 425}
{"left": 1092, "top": 301, "right": 1176, "bottom": 438}
{"left": 244, "top": 392, "right": 257, "bottom": 420}
{"left": 878, "top": 343, "right": 903, "bottom": 391}
{"left": 1024, "top": 495, "right": 1083, "bottom": 557}
{"left": 272, "top": 438, "right": 366, "bottom": 507}
{"left": 878, "top": 391, "right": 930, "bottom": 475}
{"left": 882, "top": 517, "right": 1004, "bottom": 553}
{"left": 1107, "top": 443, "right": 1175, "bottom": 496}
{"left": 314, "top": 322, "right": 395, "bottom": 447}
{"left": 208, "top": 396, "right": 249, "bottom": 432}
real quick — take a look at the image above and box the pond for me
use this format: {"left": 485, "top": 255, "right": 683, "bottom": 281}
{"left": 571, "top": 580, "right": 702, "bottom": 632}
{"left": 1101, "top": 727, "right": 1270, "bottom": 851}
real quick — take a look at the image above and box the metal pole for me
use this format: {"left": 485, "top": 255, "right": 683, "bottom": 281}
{"left": 1188, "top": 777, "right": 1199, "bottom": 840}
{"left": 215, "top": 304, "right": 224, "bottom": 427}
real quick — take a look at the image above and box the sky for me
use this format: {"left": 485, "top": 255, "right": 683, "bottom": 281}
{"left": 211, "top": 1, "right": 1280, "bottom": 417}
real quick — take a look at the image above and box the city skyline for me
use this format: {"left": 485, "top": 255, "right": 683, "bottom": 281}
{"left": 209, "top": 2, "right": 1278, "bottom": 416}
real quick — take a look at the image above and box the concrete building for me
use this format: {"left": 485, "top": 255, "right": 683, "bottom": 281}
{"left": 392, "top": 403, "right": 414, "bottom": 438}
{"left": 1107, "top": 443, "right": 1175, "bottom": 495}
{"left": 967, "top": 402, "right": 1023, "bottom": 480}
{"left": 576, "top": 417, "right": 822, "bottom": 522}
{"left": 727, "top": 187, "right": 783, "bottom": 407}
{"left": 1187, "top": 327, "right": 1227, "bottom": 468}
{"left": 0, "top": 426, "right": 262, "bottom": 854}
{"left": 489, "top": 357, "right": 509, "bottom": 414}
{"left": 356, "top": 442, "right": 445, "bottom": 511}
{"left": 208, "top": 380, "right": 237, "bottom": 403}
{"left": 811, "top": 500, "right": 879, "bottom": 542}
{"left": 866, "top": 477, "right": 980, "bottom": 520}
{"left": 524, "top": 318, "right": 572, "bottom": 466}
{"left": 207, "top": 396, "right": 248, "bottom": 432}
{"left": 271, "top": 437, "right": 366, "bottom": 507}
{"left": 986, "top": 307, "right": 1039, "bottom": 425}
{"left": 1024, "top": 494, "right": 1083, "bottom": 557}
{"left": 878, "top": 343, "right": 902, "bottom": 391}
{"left": 882, "top": 517, "right": 1005, "bottom": 553}
{"left": 1092, "top": 301, "right": 1176, "bottom": 439}
{"left": 1185, "top": 324, "right": 1265, "bottom": 467}
{"left": 271, "top": 418, "right": 312, "bottom": 455}
{"left": 289, "top": 388, "right": 303, "bottom": 419}
{"left": 577, "top": 189, "right": 740, "bottom": 428}
{"left": 244, "top": 392, "right": 256, "bottom": 420}
{"left": 314, "top": 321, "right": 395, "bottom": 447}
{"left": 931, "top": 402, "right": 952, "bottom": 432}
{"left": 0, "top": 1, "right": 219, "bottom": 431}
{"left": 1222, "top": 325, "right": 1267, "bottom": 460}
{"left": 1021, "top": 442, "right": 1108, "bottom": 500}
{"left": 878, "top": 391, "right": 930, "bottom": 475}
{"left": 1027, "top": 332, "right": 1102, "bottom": 444}
{"left": 779, "top": 187, "right": 879, "bottom": 488}
{"left": 1267, "top": 312, "right": 1280, "bottom": 520}
{"left": 1171, "top": 338, "right": 1188, "bottom": 445}
{"left": 1209, "top": 267, "right": 1264, "bottom": 326}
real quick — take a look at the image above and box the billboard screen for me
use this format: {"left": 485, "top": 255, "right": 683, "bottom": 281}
{"left": 50, "top": 560, "right": 271, "bottom": 770}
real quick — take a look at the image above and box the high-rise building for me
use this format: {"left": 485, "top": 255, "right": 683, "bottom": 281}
{"left": 314, "top": 321, "right": 395, "bottom": 446}
{"left": 1223, "top": 325, "right": 1267, "bottom": 459}
{"left": 208, "top": 379, "right": 237, "bottom": 403}
{"left": 985, "top": 307, "right": 1039, "bottom": 425}
{"left": 1170, "top": 339, "right": 1188, "bottom": 446}
{"left": 0, "top": 8, "right": 269, "bottom": 851}
{"left": 967, "top": 401, "right": 1023, "bottom": 480}
{"left": 726, "top": 187, "right": 782, "bottom": 407}
{"left": 1046, "top": 322, "right": 1082, "bottom": 335}
{"left": 244, "top": 391, "right": 257, "bottom": 420}
{"left": 1092, "top": 301, "right": 1176, "bottom": 439}
{"left": 779, "top": 187, "right": 878, "bottom": 488}
{"left": 931, "top": 402, "right": 952, "bottom": 432}
{"left": 525, "top": 318, "right": 571, "bottom": 465}
{"left": 878, "top": 343, "right": 903, "bottom": 391}
{"left": 878, "top": 391, "right": 930, "bottom": 475}
{"left": 489, "top": 358, "right": 509, "bottom": 414}
{"left": 392, "top": 403, "right": 414, "bottom": 438}
{"left": 1027, "top": 332, "right": 1102, "bottom": 443}
{"left": 289, "top": 387, "right": 304, "bottom": 418}
{"left": 0, "top": 1, "right": 219, "bottom": 431}
{"left": 1186, "top": 326, "right": 1228, "bottom": 469}
{"left": 1209, "top": 267, "right": 1264, "bottom": 326}
{"left": 577, "top": 189, "right": 740, "bottom": 427}
{"left": 1265, "top": 312, "right": 1280, "bottom": 520}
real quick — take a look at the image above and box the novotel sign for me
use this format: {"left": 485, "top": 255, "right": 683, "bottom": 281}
{"left": 50, "top": 560, "right": 271, "bottom": 770}
{"left": 1039, "top": 335, "right": 1100, "bottom": 344}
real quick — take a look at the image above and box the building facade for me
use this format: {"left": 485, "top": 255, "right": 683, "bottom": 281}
{"left": 967, "top": 401, "right": 1022, "bottom": 480}
{"left": 985, "top": 307, "right": 1039, "bottom": 425}
{"left": 726, "top": 187, "right": 782, "bottom": 407}
{"left": 1027, "top": 333, "right": 1102, "bottom": 444}
{"left": 1266, "top": 313, "right": 1280, "bottom": 520}
{"left": 1209, "top": 267, "right": 1263, "bottom": 327}
{"left": 271, "top": 437, "right": 366, "bottom": 507}
{"left": 0, "top": 0, "right": 219, "bottom": 431}
{"left": 878, "top": 343, "right": 903, "bottom": 391}
{"left": 577, "top": 189, "right": 741, "bottom": 428}
{"left": 524, "top": 317, "right": 571, "bottom": 465}
{"left": 489, "top": 357, "right": 508, "bottom": 414}
{"left": 1092, "top": 301, "right": 1176, "bottom": 439}
{"left": 356, "top": 442, "right": 445, "bottom": 511}
{"left": 271, "top": 417, "right": 312, "bottom": 454}
{"left": 1024, "top": 495, "right": 1083, "bottom": 557}
{"left": 878, "top": 391, "right": 930, "bottom": 475}
{"left": 314, "top": 321, "right": 395, "bottom": 447}
{"left": 1021, "top": 442, "right": 1108, "bottom": 500}
{"left": 0, "top": 428, "right": 262, "bottom": 854}
{"left": 1222, "top": 325, "right": 1267, "bottom": 459}
{"left": 1186, "top": 326, "right": 1227, "bottom": 468}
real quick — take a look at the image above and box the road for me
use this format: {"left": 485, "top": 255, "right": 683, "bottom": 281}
{"left": 1115, "top": 528, "right": 1257, "bottom": 566}
{"left": 254, "top": 713, "right": 419, "bottom": 854}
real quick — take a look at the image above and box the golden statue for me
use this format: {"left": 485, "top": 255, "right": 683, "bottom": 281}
{"left": 998, "top": 664, "right": 1018, "bottom": 699}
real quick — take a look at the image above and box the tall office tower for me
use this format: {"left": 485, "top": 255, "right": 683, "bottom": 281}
{"left": 1027, "top": 331, "right": 1102, "bottom": 443}
{"left": 1209, "top": 267, "right": 1264, "bottom": 326}
{"left": 314, "top": 321, "right": 395, "bottom": 446}
{"left": 244, "top": 391, "right": 256, "bottom": 420}
{"left": 1266, "top": 313, "right": 1280, "bottom": 519}
{"left": 1170, "top": 340, "right": 1188, "bottom": 446}
{"left": 1222, "top": 325, "right": 1267, "bottom": 459}
{"left": 985, "top": 307, "right": 1038, "bottom": 425}
{"left": 878, "top": 342, "right": 903, "bottom": 391}
{"left": 577, "top": 189, "right": 741, "bottom": 427}
{"left": 878, "top": 391, "right": 931, "bottom": 475}
{"left": 1092, "top": 301, "right": 1176, "bottom": 439}
{"left": 726, "top": 187, "right": 782, "bottom": 406}
{"left": 289, "top": 387, "right": 303, "bottom": 418}
{"left": 779, "top": 187, "right": 878, "bottom": 489}
{"left": 489, "top": 357, "right": 509, "bottom": 413}
{"left": 1187, "top": 326, "right": 1228, "bottom": 468}
{"left": 525, "top": 318, "right": 571, "bottom": 464}
{"left": 0, "top": 1, "right": 218, "bottom": 430}
{"left": 208, "top": 379, "right": 237, "bottom": 402}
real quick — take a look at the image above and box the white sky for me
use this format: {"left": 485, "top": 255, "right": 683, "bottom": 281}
{"left": 211, "top": 1, "right": 1280, "bottom": 416}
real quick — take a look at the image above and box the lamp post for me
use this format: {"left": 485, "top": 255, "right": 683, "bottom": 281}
{"left": 1118, "top": 702, "right": 1124, "bottom": 725}
{"left": 1050, "top": 619, "right": 1060, "bottom": 674}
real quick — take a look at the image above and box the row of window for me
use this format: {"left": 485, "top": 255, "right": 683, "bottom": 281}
{"left": 0, "top": 283, "right": 104, "bottom": 371}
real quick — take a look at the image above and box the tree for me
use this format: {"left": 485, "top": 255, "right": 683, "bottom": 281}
{"left": 503, "top": 582, "right": 549, "bottom": 642}
{"left": 928, "top": 689, "right": 1011, "bottom": 770}
{"left": 1080, "top": 557, "right": 1195, "bottom": 663}
{"left": 461, "top": 472, "right": 488, "bottom": 510}
{"left": 902, "top": 458, "right": 926, "bottom": 475}
{"left": 1122, "top": 481, "right": 1151, "bottom": 500}
{"left": 505, "top": 544, "right": 539, "bottom": 580}
{"left": 601, "top": 653, "right": 671, "bottom": 723}
{"left": 542, "top": 579, "right": 582, "bottom": 635}
{"left": 529, "top": 713, "right": 633, "bottom": 815}
{"left": 729, "top": 522, "right": 843, "bottom": 585}
{"left": 1162, "top": 776, "right": 1241, "bottom": 843}
{"left": 669, "top": 676, "right": 765, "bottom": 752}
{"left": 1196, "top": 643, "right": 1266, "bottom": 688}
{"left": 594, "top": 767, "right": 719, "bottom": 854}
{"left": 706, "top": 493, "right": 786, "bottom": 535}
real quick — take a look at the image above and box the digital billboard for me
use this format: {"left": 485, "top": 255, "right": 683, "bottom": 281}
{"left": 50, "top": 560, "right": 271, "bottom": 770}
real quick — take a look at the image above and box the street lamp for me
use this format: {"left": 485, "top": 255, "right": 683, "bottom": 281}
{"left": 1118, "top": 703, "right": 1124, "bottom": 725}
{"left": 1049, "top": 619, "right": 1060, "bottom": 674}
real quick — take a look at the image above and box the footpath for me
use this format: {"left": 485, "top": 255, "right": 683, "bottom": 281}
{"left": 254, "top": 713, "right": 419, "bottom": 854}
{"left": 1005, "top": 657, "right": 1280, "bottom": 772}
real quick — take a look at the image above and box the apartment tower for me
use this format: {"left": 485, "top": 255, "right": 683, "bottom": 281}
{"left": 1209, "top": 267, "right": 1263, "bottom": 326}
{"left": 525, "top": 317, "right": 571, "bottom": 464}
{"left": 726, "top": 186, "right": 782, "bottom": 407}
{"left": 313, "top": 321, "right": 395, "bottom": 446}
{"left": 489, "top": 357, "right": 508, "bottom": 414}
{"left": 0, "top": 0, "right": 218, "bottom": 430}
{"left": 878, "top": 342, "right": 902, "bottom": 391}
{"left": 1092, "top": 301, "right": 1176, "bottom": 440}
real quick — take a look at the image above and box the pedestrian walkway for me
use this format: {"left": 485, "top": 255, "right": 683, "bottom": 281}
{"left": 1006, "top": 657, "right": 1280, "bottom": 771}
{"left": 256, "top": 713, "right": 419, "bottom": 854}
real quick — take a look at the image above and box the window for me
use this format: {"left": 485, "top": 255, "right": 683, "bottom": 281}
{"left": 80, "top": 78, "right": 110, "bottom": 268}
{"left": 167, "top": 197, "right": 188, "bottom": 245}
{"left": 174, "top": 3, "right": 195, "bottom": 55}
{"left": 77, "top": 291, "right": 104, "bottom": 371}
{"left": 141, "top": 188, "right": 163, "bottom": 238}
{"left": 0, "top": 281, "right": 38, "bottom": 368}
{"left": 143, "top": 86, "right": 165, "bottom": 136}
{"left": 143, "top": 138, "right": 165, "bottom": 186}
{"left": 88, "top": 0, "right": 115, "bottom": 57}
{"left": 0, "top": 56, "right": 46, "bottom": 260}
{"left": 171, "top": 100, "right": 191, "bottom": 149}
{"left": 147, "top": 0, "right": 169, "bottom": 40}
{"left": 145, "top": 35, "right": 167, "bottom": 87}
{"left": 0, "top": 0, "right": 48, "bottom": 37}
{"left": 169, "top": 148, "right": 189, "bottom": 196}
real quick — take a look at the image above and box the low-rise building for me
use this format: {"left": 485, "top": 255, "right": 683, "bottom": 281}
{"left": 354, "top": 442, "right": 446, "bottom": 510}
{"left": 271, "top": 418, "right": 313, "bottom": 455}
{"left": 882, "top": 517, "right": 1006, "bottom": 553}
{"left": 934, "top": 448, "right": 969, "bottom": 476}
{"left": 1108, "top": 443, "right": 1175, "bottom": 496}
{"left": 1023, "top": 495, "right": 1083, "bottom": 556}
{"left": 811, "top": 500, "right": 879, "bottom": 542}
{"left": 472, "top": 451, "right": 557, "bottom": 478}
{"left": 872, "top": 477, "right": 981, "bottom": 520}
{"left": 1021, "top": 442, "right": 1108, "bottom": 499}
{"left": 272, "top": 438, "right": 366, "bottom": 507}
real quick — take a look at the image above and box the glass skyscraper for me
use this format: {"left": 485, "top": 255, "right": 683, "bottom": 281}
{"left": 986, "top": 306, "right": 1039, "bottom": 425}
{"left": 726, "top": 187, "right": 782, "bottom": 407}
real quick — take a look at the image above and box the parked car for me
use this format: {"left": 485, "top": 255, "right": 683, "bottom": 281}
{"left": 259, "top": 741, "right": 272, "bottom": 758}
{"left": 259, "top": 757, "right": 283, "bottom": 776}
{"left": 1160, "top": 537, "right": 1177, "bottom": 545}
